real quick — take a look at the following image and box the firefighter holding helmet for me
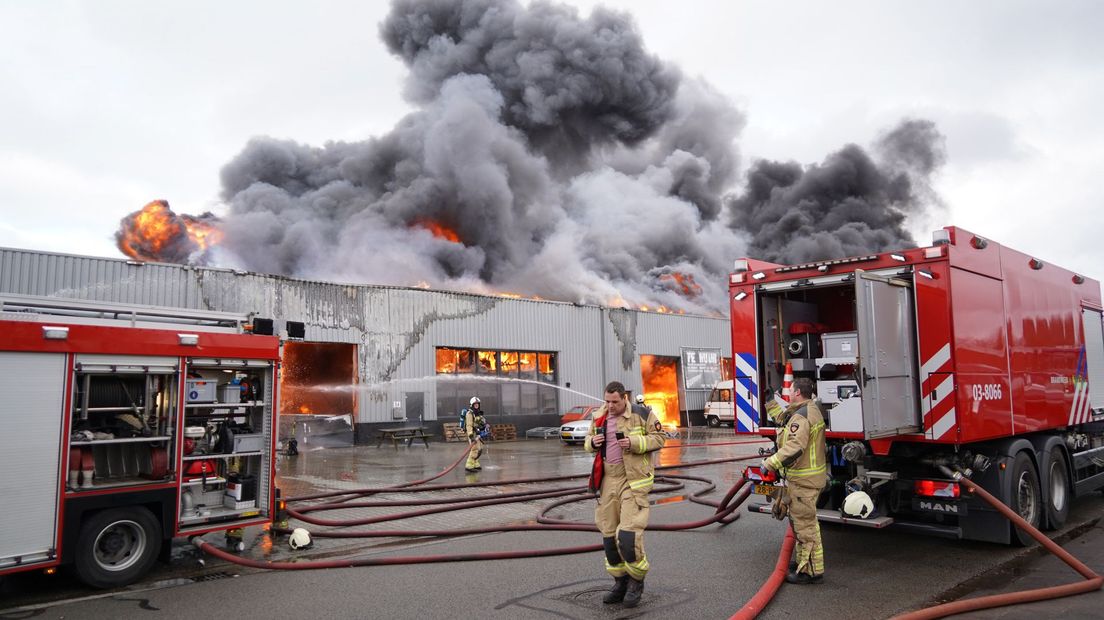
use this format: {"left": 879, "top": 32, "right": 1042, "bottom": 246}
{"left": 761, "top": 377, "right": 827, "bottom": 584}
{"left": 585, "top": 381, "right": 666, "bottom": 608}
{"left": 464, "top": 396, "right": 487, "bottom": 472}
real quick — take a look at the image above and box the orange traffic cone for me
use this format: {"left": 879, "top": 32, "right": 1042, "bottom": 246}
{"left": 781, "top": 361, "right": 794, "bottom": 403}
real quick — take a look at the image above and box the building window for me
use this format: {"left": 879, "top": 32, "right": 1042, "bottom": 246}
{"left": 435, "top": 347, "right": 560, "bottom": 418}
{"left": 477, "top": 351, "right": 498, "bottom": 374}
{"left": 500, "top": 351, "right": 519, "bottom": 377}
{"left": 538, "top": 353, "right": 556, "bottom": 383}
{"left": 435, "top": 347, "right": 473, "bottom": 374}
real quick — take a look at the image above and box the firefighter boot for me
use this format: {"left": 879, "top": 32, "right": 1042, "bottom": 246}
{"left": 622, "top": 577, "right": 645, "bottom": 608}
{"left": 603, "top": 576, "right": 628, "bottom": 604}
{"left": 785, "top": 571, "right": 824, "bottom": 585}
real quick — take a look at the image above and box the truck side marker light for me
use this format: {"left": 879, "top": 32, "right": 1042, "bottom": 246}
{"left": 1073, "top": 274, "right": 1085, "bottom": 284}
{"left": 42, "top": 326, "right": 69, "bottom": 340}
{"left": 1029, "top": 258, "right": 1044, "bottom": 270}
{"left": 971, "top": 236, "right": 988, "bottom": 249}
{"left": 178, "top": 333, "right": 200, "bottom": 346}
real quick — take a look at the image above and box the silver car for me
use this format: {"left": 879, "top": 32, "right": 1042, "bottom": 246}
{"left": 560, "top": 410, "right": 595, "bottom": 445}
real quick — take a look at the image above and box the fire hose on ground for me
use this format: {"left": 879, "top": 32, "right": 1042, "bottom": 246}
{"left": 192, "top": 443, "right": 1102, "bottom": 619}
{"left": 886, "top": 464, "right": 1103, "bottom": 619}
{"left": 194, "top": 442, "right": 760, "bottom": 568}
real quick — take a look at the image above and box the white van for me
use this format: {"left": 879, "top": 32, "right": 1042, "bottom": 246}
{"left": 704, "top": 380, "right": 734, "bottom": 427}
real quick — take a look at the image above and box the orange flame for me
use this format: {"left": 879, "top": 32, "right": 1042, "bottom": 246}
{"left": 657, "top": 271, "right": 703, "bottom": 298}
{"left": 116, "top": 200, "right": 223, "bottom": 262}
{"left": 413, "top": 218, "right": 461, "bottom": 243}
{"left": 640, "top": 354, "right": 680, "bottom": 427}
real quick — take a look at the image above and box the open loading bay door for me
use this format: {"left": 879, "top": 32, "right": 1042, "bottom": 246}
{"left": 855, "top": 270, "right": 921, "bottom": 437}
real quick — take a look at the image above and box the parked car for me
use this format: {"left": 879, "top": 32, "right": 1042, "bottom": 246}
{"left": 560, "top": 409, "right": 596, "bottom": 445}
{"left": 560, "top": 404, "right": 599, "bottom": 425}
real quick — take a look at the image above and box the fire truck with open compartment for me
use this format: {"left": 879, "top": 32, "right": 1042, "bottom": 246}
{"left": 0, "top": 295, "right": 282, "bottom": 587}
{"left": 730, "top": 226, "right": 1104, "bottom": 544}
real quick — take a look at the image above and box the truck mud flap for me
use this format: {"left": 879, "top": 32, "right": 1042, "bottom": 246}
{"left": 747, "top": 503, "right": 894, "bottom": 528}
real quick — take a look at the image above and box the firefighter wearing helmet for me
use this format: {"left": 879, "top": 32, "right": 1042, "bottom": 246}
{"left": 761, "top": 377, "right": 827, "bottom": 584}
{"left": 585, "top": 381, "right": 666, "bottom": 608}
{"left": 464, "top": 396, "right": 487, "bottom": 472}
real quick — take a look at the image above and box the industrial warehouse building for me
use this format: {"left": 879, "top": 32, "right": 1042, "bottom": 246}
{"left": 0, "top": 247, "right": 732, "bottom": 446}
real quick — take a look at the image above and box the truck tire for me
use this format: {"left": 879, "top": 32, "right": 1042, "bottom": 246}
{"left": 1008, "top": 451, "right": 1041, "bottom": 547}
{"left": 73, "top": 507, "right": 161, "bottom": 588}
{"left": 1042, "top": 446, "right": 1071, "bottom": 530}
{"left": 706, "top": 416, "right": 720, "bottom": 428}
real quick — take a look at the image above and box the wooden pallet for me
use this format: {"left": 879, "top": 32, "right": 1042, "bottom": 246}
{"left": 443, "top": 422, "right": 518, "bottom": 442}
{"left": 490, "top": 424, "right": 517, "bottom": 441}
{"left": 442, "top": 423, "right": 465, "bottom": 442}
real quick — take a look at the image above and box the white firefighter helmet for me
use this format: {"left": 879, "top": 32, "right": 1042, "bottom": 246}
{"left": 289, "top": 527, "right": 313, "bottom": 550}
{"left": 635, "top": 394, "right": 645, "bottom": 404}
{"left": 469, "top": 396, "right": 481, "bottom": 406}
{"left": 842, "top": 491, "right": 874, "bottom": 519}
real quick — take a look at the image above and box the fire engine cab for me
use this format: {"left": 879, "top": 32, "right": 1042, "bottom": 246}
{"left": 0, "top": 295, "right": 281, "bottom": 587}
{"left": 730, "top": 227, "right": 1104, "bottom": 544}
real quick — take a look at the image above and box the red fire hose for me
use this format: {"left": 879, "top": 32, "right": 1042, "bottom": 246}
{"left": 729, "top": 528, "right": 795, "bottom": 620}
{"left": 889, "top": 466, "right": 1103, "bottom": 619}
{"left": 194, "top": 442, "right": 760, "bottom": 570}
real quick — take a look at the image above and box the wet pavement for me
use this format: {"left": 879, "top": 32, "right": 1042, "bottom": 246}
{"left": 1, "top": 430, "right": 1102, "bottom": 619}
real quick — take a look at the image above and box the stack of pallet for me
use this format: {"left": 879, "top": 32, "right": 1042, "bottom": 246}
{"left": 490, "top": 424, "right": 517, "bottom": 441}
{"left": 442, "top": 423, "right": 464, "bottom": 442}
{"left": 442, "top": 422, "right": 518, "bottom": 442}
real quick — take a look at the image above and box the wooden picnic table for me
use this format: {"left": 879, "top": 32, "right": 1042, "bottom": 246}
{"left": 375, "top": 426, "right": 433, "bottom": 449}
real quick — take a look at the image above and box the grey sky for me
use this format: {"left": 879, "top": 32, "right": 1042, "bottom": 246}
{"left": 1, "top": 0, "right": 1101, "bottom": 281}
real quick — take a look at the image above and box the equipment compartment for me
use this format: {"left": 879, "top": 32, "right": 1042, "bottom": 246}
{"left": 178, "top": 359, "right": 273, "bottom": 531}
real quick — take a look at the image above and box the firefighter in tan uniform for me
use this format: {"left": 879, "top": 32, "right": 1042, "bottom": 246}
{"left": 762, "top": 377, "right": 827, "bottom": 584}
{"left": 585, "top": 382, "right": 666, "bottom": 608}
{"left": 464, "top": 397, "right": 487, "bottom": 472}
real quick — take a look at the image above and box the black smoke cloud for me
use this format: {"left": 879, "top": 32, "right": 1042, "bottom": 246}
{"left": 124, "top": 0, "right": 944, "bottom": 314}
{"left": 729, "top": 119, "right": 945, "bottom": 264}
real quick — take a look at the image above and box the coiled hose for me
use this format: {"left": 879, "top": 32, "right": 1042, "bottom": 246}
{"left": 194, "top": 442, "right": 760, "bottom": 570}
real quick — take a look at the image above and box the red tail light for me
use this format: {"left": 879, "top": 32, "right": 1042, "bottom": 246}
{"left": 914, "top": 479, "right": 959, "bottom": 498}
{"left": 744, "top": 466, "right": 778, "bottom": 483}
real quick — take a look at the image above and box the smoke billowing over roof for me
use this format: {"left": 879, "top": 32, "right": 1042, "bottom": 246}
{"left": 115, "top": 0, "right": 945, "bottom": 314}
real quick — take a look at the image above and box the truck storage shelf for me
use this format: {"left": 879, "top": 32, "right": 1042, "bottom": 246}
{"left": 71, "top": 436, "right": 172, "bottom": 446}
{"left": 68, "top": 476, "right": 171, "bottom": 492}
{"left": 185, "top": 400, "right": 264, "bottom": 409}
{"left": 178, "top": 505, "right": 264, "bottom": 527}
{"left": 181, "top": 476, "right": 227, "bottom": 487}
{"left": 814, "top": 357, "right": 857, "bottom": 366}
{"left": 182, "top": 451, "right": 262, "bottom": 461}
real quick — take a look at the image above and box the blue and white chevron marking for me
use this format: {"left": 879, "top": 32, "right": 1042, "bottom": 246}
{"left": 734, "top": 352, "right": 759, "bottom": 432}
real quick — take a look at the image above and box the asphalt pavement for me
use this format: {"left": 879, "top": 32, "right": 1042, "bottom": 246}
{"left": 1, "top": 431, "right": 1101, "bottom": 619}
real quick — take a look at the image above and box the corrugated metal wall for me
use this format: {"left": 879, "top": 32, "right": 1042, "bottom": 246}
{"left": 1, "top": 247, "right": 731, "bottom": 424}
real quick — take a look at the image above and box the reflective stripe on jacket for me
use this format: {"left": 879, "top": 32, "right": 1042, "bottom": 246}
{"left": 765, "top": 400, "right": 827, "bottom": 489}
{"left": 585, "top": 403, "right": 666, "bottom": 492}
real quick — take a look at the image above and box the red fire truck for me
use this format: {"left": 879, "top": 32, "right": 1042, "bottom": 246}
{"left": 0, "top": 295, "right": 281, "bottom": 587}
{"left": 730, "top": 227, "right": 1104, "bottom": 544}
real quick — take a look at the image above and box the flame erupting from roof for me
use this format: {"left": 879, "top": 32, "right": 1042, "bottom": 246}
{"left": 413, "top": 219, "right": 461, "bottom": 243}
{"left": 115, "top": 200, "right": 222, "bottom": 263}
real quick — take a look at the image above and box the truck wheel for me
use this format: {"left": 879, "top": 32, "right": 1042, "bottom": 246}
{"left": 1008, "top": 451, "right": 1041, "bottom": 547}
{"left": 706, "top": 416, "right": 720, "bottom": 428}
{"left": 1042, "top": 447, "right": 1070, "bottom": 530}
{"left": 74, "top": 507, "right": 161, "bottom": 588}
